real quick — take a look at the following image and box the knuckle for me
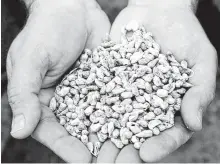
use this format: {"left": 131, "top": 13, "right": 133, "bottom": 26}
{"left": 7, "top": 86, "right": 23, "bottom": 110}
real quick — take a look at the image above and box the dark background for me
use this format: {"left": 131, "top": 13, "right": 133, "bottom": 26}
{"left": 1, "top": 0, "right": 220, "bottom": 162}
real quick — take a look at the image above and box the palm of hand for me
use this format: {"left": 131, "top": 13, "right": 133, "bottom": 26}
{"left": 96, "top": 6, "right": 217, "bottom": 163}
{"left": 7, "top": 1, "right": 110, "bottom": 162}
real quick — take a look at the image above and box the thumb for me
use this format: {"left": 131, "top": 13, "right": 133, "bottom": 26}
{"left": 181, "top": 49, "right": 217, "bottom": 131}
{"left": 7, "top": 50, "right": 48, "bottom": 139}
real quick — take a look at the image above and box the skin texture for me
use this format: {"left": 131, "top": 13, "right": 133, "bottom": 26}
{"left": 97, "top": 1, "right": 217, "bottom": 163}
{"left": 7, "top": 0, "right": 110, "bottom": 162}
{"left": 7, "top": 0, "right": 217, "bottom": 163}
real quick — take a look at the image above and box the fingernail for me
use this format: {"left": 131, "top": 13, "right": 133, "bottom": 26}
{"left": 11, "top": 114, "right": 25, "bottom": 134}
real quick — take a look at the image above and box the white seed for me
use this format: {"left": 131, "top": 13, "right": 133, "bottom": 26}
{"left": 84, "top": 120, "right": 91, "bottom": 127}
{"left": 81, "top": 135, "right": 88, "bottom": 144}
{"left": 59, "top": 108, "right": 68, "bottom": 116}
{"left": 175, "top": 80, "right": 184, "bottom": 88}
{"left": 66, "top": 112, "right": 72, "bottom": 118}
{"left": 57, "top": 87, "right": 70, "bottom": 97}
{"left": 82, "top": 130, "right": 89, "bottom": 135}
{"left": 121, "top": 92, "right": 133, "bottom": 99}
{"left": 93, "top": 142, "right": 101, "bottom": 157}
{"left": 101, "top": 123, "right": 108, "bottom": 134}
{"left": 183, "top": 82, "right": 193, "bottom": 88}
{"left": 160, "top": 101, "right": 169, "bottom": 110}
{"left": 95, "top": 79, "right": 105, "bottom": 88}
{"left": 145, "top": 82, "right": 153, "bottom": 93}
{"left": 112, "top": 129, "right": 120, "bottom": 138}
{"left": 156, "top": 89, "right": 168, "bottom": 98}
{"left": 124, "top": 104, "right": 133, "bottom": 113}
{"left": 143, "top": 74, "right": 154, "bottom": 82}
{"left": 140, "top": 138, "right": 146, "bottom": 143}
{"left": 131, "top": 135, "right": 139, "bottom": 143}
{"left": 124, "top": 130, "right": 133, "bottom": 139}
{"left": 103, "top": 76, "right": 112, "bottom": 83}
{"left": 90, "top": 123, "right": 102, "bottom": 132}
{"left": 137, "top": 120, "right": 148, "bottom": 128}
{"left": 106, "top": 81, "right": 116, "bottom": 93}
{"left": 143, "top": 93, "right": 151, "bottom": 103}
{"left": 136, "top": 130, "right": 153, "bottom": 138}
{"left": 154, "top": 108, "right": 162, "bottom": 115}
{"left": 67, "top": 74, "right": 77, "bottom": 81}
{"left": 136, "top": 96, "right": 146, "bottom": 103}
{"left": 151, "top": 95, "right": 163, "bottom": 107}
{"left": 99, "top": 117, "right": 107, "bottom": 125}
{"left": 136, "top": 79, "right": 146, "bottom": 89}
{"left": 121, "top": 113, "right": 131, "bottom": 127}
{"left": 158, "top": 124, "right": 166, "bottom": 131}
{"left": 130, "top": 126, "right": 141, "bottom": 134}
{"left": 112, "top": 105, "right": 126, "bottom": 114}
{"left": 144, "top": 112, "right": 156, "bottom": 121}
{"left": 69, "top": 118, "right": 80, "bottom": 126}
{"left": 112, "top": 112, "right": 120, "bottom": 119}
{"left": 148, "top": 59, "right": 159, "bottom": 68}
{"left": 126, "top": 20, "right": 139, "bottom": 31}
{"left": 106, "top": 97, "right": 120, "bottom": 105}
{"left": 181, "top": 60, "right": 188, "bottom": 69}
{"left": 111, "top": 138, "right": 124, "bottom": 149}
{"left": 87, "top": 142, "right": 94, "bottom": 153}
{"left": 166, "top": 96, "right": 176, "bottom": 104}
{"left": 134, "top": 142, "right": 142, "bottom": 149}
{"left": 174, "top": 104, "right": 181, "bottom": 111}
{"left": 130, "top": 52, "right": 144, "bottom": 64}
{"left": 129, "top": 112, "right": 139, "bottom": 122}
{"left": 121, "top": 99, "right": 132, "bottom": 106}
{"left": 152, "top": 127, "right": 160, "bottom": 135}
{"left": 65, "top": 125, "right": 73, "bottom": 132}
{"left": 121, "top": 135, "right": 129, "bottom": 145}
{"left": 59, "top": 117, "right": 66, "bottom": 125}
{"left": 108, "top": 122, "right": 115, "bottom": 137}
{"left": 148, "top": 120, "right": 162, "bottom": 130}
{"left": 49, "top": 97, "right": 57, "bottom": 111}
{"left": 112, "top": 87, "right": 125, "bottom": 95}
{"left": 97, "top": 132, "right": 108, "bottom": 142}
{"left": 133, "top": 102, "right": 149, "bottom": 109}
{"left": 153, "top": 76, "right": 163, "bottom": 86}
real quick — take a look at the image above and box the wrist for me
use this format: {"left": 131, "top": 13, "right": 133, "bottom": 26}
{"left": 128, "top": 0, "right": 199, "bottom": 13}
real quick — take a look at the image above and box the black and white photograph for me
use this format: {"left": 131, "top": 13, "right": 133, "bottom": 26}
{"left": 1, "top": 0, "right": 220, "bottom": 163}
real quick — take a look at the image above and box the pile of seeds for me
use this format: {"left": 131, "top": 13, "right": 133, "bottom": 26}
{"left": 49, "top": 21, "right": 193, "bottom": 156}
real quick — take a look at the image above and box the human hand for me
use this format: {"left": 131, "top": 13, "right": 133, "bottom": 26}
{"left": 7, "top": 0, "right": 110, "bottom": 162}
{"left": 97, "top": 0, "right": 217, "bottom": 162}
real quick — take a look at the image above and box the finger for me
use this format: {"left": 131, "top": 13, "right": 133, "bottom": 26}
{"left": 115, "top": 144, "right": 142, "bottom": 163}
{"left": 140, "top": 117, "right": 193, "bottom": 162}
{"left": 32, "top": 105, "right": 92, "bottom": 163}
{"left": 181, "top": 86, "right": 215, "bottom": 131}
{"left": 39, "top": 88, "right": 55, "bottom": 106}
{"left": 97, "top": 140, "right": 120, "bottom": 163}
{"left": 110, "top": 18, "right": 124, "bottom": 43}
{"left": 181, "top": 48, "right": 217, "bottom": 131}
{"left": 7, "top": 48, "right": 48, "bottom": 139}
{"left": 85, "top": 3, "right": 111, "bottom": 49}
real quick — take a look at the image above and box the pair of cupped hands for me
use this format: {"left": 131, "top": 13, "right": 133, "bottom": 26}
{"left": 7, "top": 0, "right": 217, "bottom": 163}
